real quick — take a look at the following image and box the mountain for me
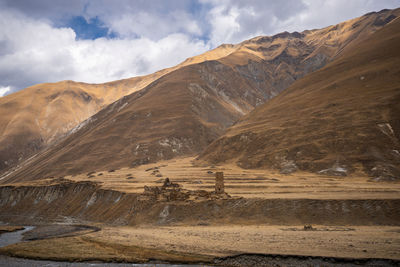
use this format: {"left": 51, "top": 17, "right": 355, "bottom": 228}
{"left": 1, "top": 8, "right": 399, "bottom": 183}
{"left": 0, "top": 47, "right": 240, "bottom": 174}
{"left": 0, "top": 73, "right": 167, "bottom": 172}
{"left": 198, "top": 12, "right": 400, "bottom": 180}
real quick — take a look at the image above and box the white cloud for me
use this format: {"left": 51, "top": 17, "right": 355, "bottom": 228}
{"left": 0, "top": 0, "right": 399, "bottom": 94}
{"left": 82, "top": 0, "right": 205, "bottom": 40}
{"left": 107, "top": 10, "right": 203, "bottom": 39}
{"left": 0, "top": 86, "right": 11, "bottom": 97}
{"left": 0, "top": 8, "right": 210, "bottom": 92}
{"left": 203, "top": 0, "right": 400, "bottom": 46}
{"left": 207, "top": 5, "right": 241, "bottom": 46}
{"left": 275, "top": 0, "right": 400, "bottom": 33}
{"left": 203, "top": 0, "right": 307, "bottom": 46}
{"left": 68, "top": 34, "right": 209, "bottom": 83}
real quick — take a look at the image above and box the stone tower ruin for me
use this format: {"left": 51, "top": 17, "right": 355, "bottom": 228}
{"left": 215, "top": 171, "right": 224, "bottom": 194}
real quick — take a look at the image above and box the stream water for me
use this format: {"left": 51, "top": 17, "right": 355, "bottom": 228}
{"left": 0, "top": 227, "right": 210, "bottom": 266}
{"left": 0, "top": 226, "right": 34, "bottom": 248}
{"left": 0, "top": 256, "right": 208, "bottom": 267}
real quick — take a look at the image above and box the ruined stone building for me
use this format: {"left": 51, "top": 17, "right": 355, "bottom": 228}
{"left": 215, "top": 171, "right": 224, "bottom": 194}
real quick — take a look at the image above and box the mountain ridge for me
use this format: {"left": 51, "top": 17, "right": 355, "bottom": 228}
{"left": 197, "top": 14, "right": 400, "bottom": 180}
{"left": 1, "top": 8, "right": 399, "bottom": 183}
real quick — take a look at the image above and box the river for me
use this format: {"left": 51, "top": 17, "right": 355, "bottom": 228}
{"left": 0, "top": 226, "right": 34, "bottom": 248}
{"left": 0, "top": 255, "right": 208, "bottom": 267}
{"left": 0, "top": 227, "right": 210, "bottom": 266}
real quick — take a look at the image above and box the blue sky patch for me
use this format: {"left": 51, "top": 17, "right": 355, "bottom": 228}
{"left": 66, "top": 16, "right": 117, "bottom": 40}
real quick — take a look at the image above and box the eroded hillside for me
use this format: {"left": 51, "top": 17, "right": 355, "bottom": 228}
{"left": 198, "top": 14, "right": 400, "bottom": 180}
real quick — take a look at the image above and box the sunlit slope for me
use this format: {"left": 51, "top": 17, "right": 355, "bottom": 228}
{"left": 199, "top": 16, "right": 400, "bottom": 180}
{"left": 0, "top": 42, "right": 239, "bottom": 174}
{"left": 1, "top": 60, "right": 274, "bottom": 181}
{"left": 0, "top": 73, "right": 171, "bottom": 171}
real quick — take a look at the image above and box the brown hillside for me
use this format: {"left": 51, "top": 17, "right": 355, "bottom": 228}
{"left": 0, "top": 73, "right": 168, "bottom": 173}
{"left": 198, "top": 15, "right": 400, "bottom": 180}
{"left": 1, "top": 8, "right": 398, "bottom": 183}
{"left": 0, "top": 61, "right": 274, "bottom": 182}
{"left": 0, "top": 44, "right": 238, "bottom": 174}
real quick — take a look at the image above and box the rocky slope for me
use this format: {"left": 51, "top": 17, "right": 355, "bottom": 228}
{"left": 1, "top": 8, "right": 398, "bottom": 182}
{"left": 198, "top": 13, "right": 400, "bottom": 180}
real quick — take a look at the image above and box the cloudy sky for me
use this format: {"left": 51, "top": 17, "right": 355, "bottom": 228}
{"left": 0, "top": 0, "right": 399, "bottom": 96}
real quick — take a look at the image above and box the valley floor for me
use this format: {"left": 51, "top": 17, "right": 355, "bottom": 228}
{"left": 87, "top": 224, "right": 400, "bottom": 260}
{"left": 0, "top": 224, "right": 399, "bottom": 264}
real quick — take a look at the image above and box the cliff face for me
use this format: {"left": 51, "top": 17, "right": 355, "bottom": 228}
{"left": 1, "top": 180, "right": 398, "bottom": 225}
{"left": 198, "top": 13, "right": 400, "bottom": 180}
{"left": 1, "top": 8, "right": 398, "bottom": 182}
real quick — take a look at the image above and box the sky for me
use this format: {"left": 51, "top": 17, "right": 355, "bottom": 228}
{"left": 0, "top": 0, "right": 399, "bottom": 96}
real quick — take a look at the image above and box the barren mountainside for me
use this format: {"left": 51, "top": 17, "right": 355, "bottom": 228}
{"left": 0, "top": 50, "right": 238, "bottom": 174}
{"left": 0, "top": 73, "right": 169, "bottom": 173}
{"left": 198, "top": 14, "right": 400, "bottom": 180}
{"left": 1, "top": 8, "right": 399, "bottom": 183}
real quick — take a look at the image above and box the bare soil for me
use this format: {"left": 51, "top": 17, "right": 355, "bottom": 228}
{"left": 0, "top": 225, "right": 399, "bottom": 264}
